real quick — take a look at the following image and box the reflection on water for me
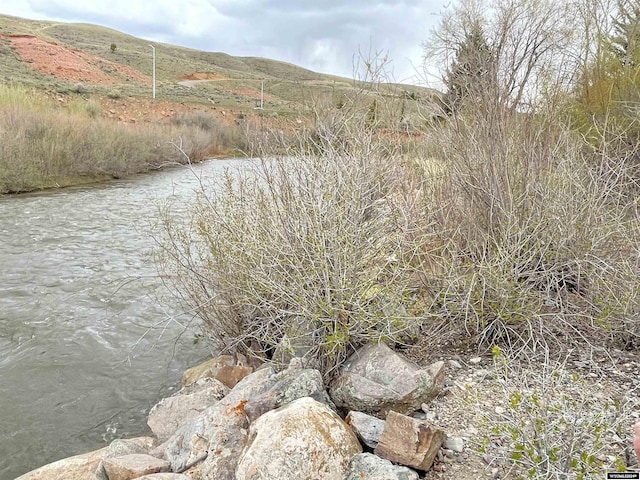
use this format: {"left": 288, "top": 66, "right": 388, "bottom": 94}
{"left": 0, "top": 160, "right": 242, "bottom": 479}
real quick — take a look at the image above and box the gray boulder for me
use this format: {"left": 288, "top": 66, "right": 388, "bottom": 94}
{"left": 344, "top": 453, "right": 419, "bottom": 480}
{"left": 147, "top": 378, "right": 228, "bottom": 442}
{"left": 329, "top": 342, "right": 445, "bottom": 416}
{"left": 159, "top": 363, "right": 332, "bottom": 477}
{"left": 236, "top": 397, "right": 362, "bottom": 480}
{"left": 245, "top": 367, "right": 332, "bottom": 420}
{"left": 345, "top": 411, "right": 385, "bottom": 449}
{"left": 161, "top": 367, "right": 276, "bottom": 473}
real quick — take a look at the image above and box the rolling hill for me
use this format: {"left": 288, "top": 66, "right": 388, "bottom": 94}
{"left": 0, "top": 13, "right": 437, "bottom": 121}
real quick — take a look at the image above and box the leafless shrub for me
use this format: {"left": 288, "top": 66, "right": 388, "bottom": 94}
{"left": 157, "top": 124, "right": 433, "bottom": 378}
{"left": 415, "top": 105, "right": 640, "bottom": 354}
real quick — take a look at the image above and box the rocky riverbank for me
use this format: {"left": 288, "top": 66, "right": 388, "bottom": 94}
{"left": 15, "top": 342, "right": 640, "bottom": 480}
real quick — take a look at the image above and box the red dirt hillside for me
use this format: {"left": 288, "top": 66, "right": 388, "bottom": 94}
{"left": 5, "top": 34, "right": 150, "bottom": 85}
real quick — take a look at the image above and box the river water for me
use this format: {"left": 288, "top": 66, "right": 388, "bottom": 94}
{"left": 0, "top": 160, "right": 239, "bottom": 479}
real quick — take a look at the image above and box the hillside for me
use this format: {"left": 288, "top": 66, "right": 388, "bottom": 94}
{"left": 0, "top": 13, "right": 435, "bottom": 122}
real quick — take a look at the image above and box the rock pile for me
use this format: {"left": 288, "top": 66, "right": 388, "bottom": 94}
{"left": 16, "top": 343, "right": 467, "bottom": 480}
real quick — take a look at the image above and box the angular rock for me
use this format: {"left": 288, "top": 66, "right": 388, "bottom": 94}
{"left": 329, "top": 342, "right": 445, "bottom": 416}
{"left": 214, "top": 365, "right": 254, "bottom": 388}
{"left": 201, "top": 365, "right": 333, "bottom": 478}
{"left": 148, "top": 378, "right": 228, "bottom": 442}
{"left": 161, "top": 403, "right": 242, "bottom": 474}
{"left": 374, "top": 411, "right": 445, "bottom": 471}
{"left": 236, "top": 397, "right": 362, "bottom": 480}
{"left": 245, "top": 367, "right": 331, "bottom": 421}
{"left": 15, "top": 437, "right": 156, "bottom": 480}
{"left": 197, "top": 405, "right": 249, "bottom": 479}
{"left": 345, "top": 411, "right": 385, "bottom": 449}
{"left": 160, "top": 363, "right": 335, "bottom": 478}
{"left": 345, "top": 453, "right": 420, "bottom": 480}
{"left": 162, "top": 367, "right": 277, "bottom": 473}
{"left": 181, "top": 355, "right": 235, "bottom": 386}
{"left": 101, "top": 454, "right": 170, "bottom": 480}
{"left": 181, "top": 355, "right": 253, "bottom": 388}
{"left": 271, "top": 367, "right": 329, "bottom": 407}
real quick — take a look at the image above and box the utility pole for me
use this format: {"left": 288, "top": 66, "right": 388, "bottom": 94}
{"left": 149, "top": 45, "right": 156, "bottom": 99}
{"left": 260, "top": 79, "right": 264, "bottom": 110}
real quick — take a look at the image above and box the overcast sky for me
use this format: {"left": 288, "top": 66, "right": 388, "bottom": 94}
{"left": 0, "top": 0, "right": 448, "bottom": 84}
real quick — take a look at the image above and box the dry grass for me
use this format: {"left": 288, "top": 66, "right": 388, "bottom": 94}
{"left": 406, "top": 106, "right": 640, "bottom": 356}
{"left": 0, "top": 84, "right": 246, "bottom": 193}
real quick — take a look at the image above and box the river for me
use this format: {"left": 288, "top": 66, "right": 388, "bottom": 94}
{"left": 0, "top": 160, "right": 239, "bottom": 479}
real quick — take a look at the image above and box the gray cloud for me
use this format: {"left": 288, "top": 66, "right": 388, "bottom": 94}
{"left": 2, "top": 0, "right": 447, "bottom": 82}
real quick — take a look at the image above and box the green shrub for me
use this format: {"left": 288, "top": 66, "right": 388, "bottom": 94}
{"left": 475, "top": 347, "right": 636, "bottom": 479}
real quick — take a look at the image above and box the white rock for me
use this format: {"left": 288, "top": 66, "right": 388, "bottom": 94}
{"left": 101, "top": 454, "right": 170, "bottom": 480}
{"left": 344, "top": 453, "right": 419, "bottom": 480}
{"left": 443, "top": 436, "right": 464, "bottom": 452}
{"left": 147, "top": 379, "right": 228, "bottom": 442}
{"left": 236, "top": 397, "right": 361, "bottom": 480}
{"left": 15, "top": 437, "right": 156, "bottom": 480}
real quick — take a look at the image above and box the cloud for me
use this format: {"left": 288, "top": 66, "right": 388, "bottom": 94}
{"left": 1, "top": 0, "right": 447, "bottom": 82}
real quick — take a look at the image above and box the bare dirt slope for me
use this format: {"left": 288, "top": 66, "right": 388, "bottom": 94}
{"left": 5, "top": 34, "right": 150, "bottom": 85}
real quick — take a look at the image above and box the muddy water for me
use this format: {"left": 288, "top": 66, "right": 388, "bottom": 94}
{"left": 0, "top": 160, "right": 240, "bottom": 479}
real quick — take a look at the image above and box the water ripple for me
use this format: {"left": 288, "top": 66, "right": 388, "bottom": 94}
{"left": 0, "top": 160, "right": 241, "bottom": 479}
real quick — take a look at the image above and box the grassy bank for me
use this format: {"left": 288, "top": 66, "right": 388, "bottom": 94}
{"left": 0, "top": 84, "right": 246, "bottom": 193}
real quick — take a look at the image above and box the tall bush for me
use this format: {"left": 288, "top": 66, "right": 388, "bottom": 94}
{"left": 415, "top": 107, "right": 640, "bottom": 353}
{"left": 158, "top": 131, "right": 429, "bottom": 378}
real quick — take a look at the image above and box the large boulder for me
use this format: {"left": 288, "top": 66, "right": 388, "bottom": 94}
{"left": 14, "top": 449, "right": 108, "bottom": 480}
{"left": 345, "top": 453, "right": 419, "bottom": 480}
{"left": 107, "top": 438, "right": 157, "bottom": 457}
{"left": 147, "top": 378, "right": 228, "bottom": 442}
{"left": 15, "top": 437, "right": 156, "bottom": 480}
{"left": 136, "top": 475, "right": 190, "bottom": 480}
{"left": 235, "top": 397, "right": 362, "bottom": 480}
{"left": 158, "top": 362, "right": 337, "bottom": 478}
{"left": 244, "top": 367, "right": 332, "bottom": 421}
{"left": 329, "top": 343, "right": 445, "bottom": 416}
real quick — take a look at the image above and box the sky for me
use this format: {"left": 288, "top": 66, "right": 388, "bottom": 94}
{"left": 0, "top": 0, "right": 448, "bottom": 84}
